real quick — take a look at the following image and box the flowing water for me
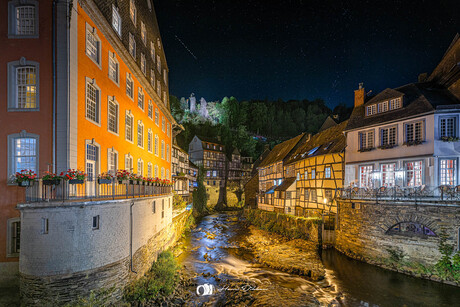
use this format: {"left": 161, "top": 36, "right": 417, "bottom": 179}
{"left": 178, "top": 212, "right": 460, "bottom": 306}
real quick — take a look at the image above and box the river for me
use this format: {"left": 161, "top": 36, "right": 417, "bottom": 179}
{"left": 177, "top": 212, "right": 460, "bottom": 307}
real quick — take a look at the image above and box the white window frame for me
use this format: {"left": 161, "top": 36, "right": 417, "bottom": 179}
{"left": 147, "top": 129, "right": 153, "bottom": 153}
{"left": 440, "top": 116, "right": 458, "bottom": 139}
{"left": 150, "top": 41, "right": 155, "bottom": 60}
{"left": 148, "top": 101, "right": 153, "bottom": 120}
{"left": 325, "top": 167, "right": 331, "bottom": 179}
{"left": 125, "top": 153, "right": 133, "bottom": 172}
{"left": 150, "top": 69, "right": 155, "bottom": 88}
{"left": 162, "top": 117, "right": 166, "bottom": 132}
{"left": 107, "top": 148, "right": 118, "bottom": 175}
{"left": 404, "top": 120, "right": 425, "bottom": 144}
{"left": 138, "top": 87, "right": 144, "bottom": 110}
{"left": 107, "top": 96, "right": 119, "bottom": 135}
{"left": 167, "top": 123, "right": 170, "bottom": 137}
{"left": 380, "top": 126, "right": 397, "bottom": 147}
{"left": 366, "top": 104, "right": 377, "bottom": 116}
{"left": 359, "top": 164, "right": 374, "bottom": 188}
{"left": 130, "top": 0, "right": 136, "bottom": 25}
{"left": 141, "top": 53, "right": 146, "bottom": 75}
{"left": 359, "top": 130, "right": 374, "bottom": 151}
{"left": 389, "top": 97, "right": 402, "bottom": 110}
{"left": 378, "top": 101, "right": 388, "bottom": 113}
{"left": 85, "top": 78, "right": 101, "bottom": 126}
{"left": 166, "top": 144, "right": 170, "bottom": 162}
{"left": 137, "top": 158, "right": 144, "bottom": 176}
{"left": 157, "top": 54, "right": 161, "bottom": 71}
{"left": 137, "top": 120, "right": 144, "bottom": 149}
{"left": 85, "top": 23, "right": 102, "bottom": 68}
{"left": 141, "top": 21, "right": 147, "bottom": 45}
{"left": 7, "top": 58, "right": 40, "bottom": 111}
{"left": 381, "top": 163, "right": 396, "bottom": 187}
{"left": 112, "top": 4, "right": 122, "bottom": 36}
{"left": 129, "top": 32, "right": 136, "bottom": 59}
{"left": 8, "top": 0, "right": 39, "bottom": 38}
{"left": 161, "top": 140, "right": 165, "bottom": 159}
{"left": 147, "top": 162, "right": 153, "bottom": 178}
{"left": 163, "top": 68, "right": 168, "bottom": 85}
{"left": 108, "top": 51, "right": 120, "bottom": 86}
{"left": 440, "top": 158, "right": 457, "bottom": 186}
{"left": 155, "top": 134, "right": 159, "bottom": 156}
{"left": 126, "top": 73, "right": 134, "bottom": 101}
{"left": 125, "top": 111, "right": 134, "bottom": 143}
{"left": 7, "top": 218, "right": 21, "bottom": 257}
{"left": 155, "top": 108, "right": 160, "bottom": 126}
{"left": 154, "top": 165, "right": 159, "bottom": 178}
{"left": 7, "top": 131, "right": 39, "bottom": 182}
{"left": 405, "top": 160, "right": 423, "bottom": 187}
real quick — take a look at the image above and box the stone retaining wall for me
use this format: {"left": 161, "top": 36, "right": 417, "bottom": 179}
{"left": 336, "top": 200, "right": 460, "bottom": 267}
{"left": 17, "top": 196, "right": 191, "bottom": 305}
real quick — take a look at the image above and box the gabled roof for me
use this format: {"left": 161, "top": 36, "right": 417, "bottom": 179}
{"left": 258, "top": 133, "right": 306, "bottom": 168}
{"left": 345, "top": 83, "right": 459, "bottom": 131}
{"left": 365, "top": 88, "right": 404, "bottom": 105}
{"left": 196, "top": 135, "right": 224, "bottom": 146}
{"left": 318, "top": 116, "right": 338, "bottom": 132}
{"left": 274, "top": 177, "right": 296, "bottom": 192}
{"left": 285, "top": 121, "right": 348, "bottom": 165}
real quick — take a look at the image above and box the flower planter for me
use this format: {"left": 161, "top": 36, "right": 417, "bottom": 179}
{"left": 18, "top": 181, "right": 33, "bottom": 187}
{"left": 129, "top": 180, "right": 135, "bottom": 185}
{"left": 69, "top": 179, "right": 84, "bottom": 185}
{"left": 118, "top": 180, "right": 129, "bottom": 185}
{"left": 43, "top": 179, "right": 60, "bottom": 186}
{"left": 98, "top": 179, "right": 112, "bottom": 184}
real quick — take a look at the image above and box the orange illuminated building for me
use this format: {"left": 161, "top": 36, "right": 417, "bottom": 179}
{"left": 0, "top": 0, "right": 175, "bottom": 285}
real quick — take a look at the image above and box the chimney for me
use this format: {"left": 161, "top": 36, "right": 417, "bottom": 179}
{"left": 354, "top": 83, "right": 365, "bottom": 108}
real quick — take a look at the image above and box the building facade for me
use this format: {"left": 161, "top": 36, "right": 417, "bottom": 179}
{"left": 257, "top": 133, "right": 306, "bottom": 212}
{"left": 0, "top": 0, "right": 175, "bottom": 288}
{"left": 172, "top": 139, "right": 192, "bottom": 203}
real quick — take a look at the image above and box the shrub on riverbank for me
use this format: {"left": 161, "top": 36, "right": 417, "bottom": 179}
{"left": 244, "top": 209, "right": 321, "bottom": 242}
{"left": 124, "top": 251, "right": 180, "bottom": 304}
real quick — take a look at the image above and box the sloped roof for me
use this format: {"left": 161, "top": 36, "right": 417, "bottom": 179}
{"left": 345, "top": 83, "right": 459, "bottom": 131}
{"left": 365, "top": 88, "right": 404, "bottom": 105}
{"left": 285, "top": 121, "right": 348, "bottom": 165}
{"left": 189, "top": 160, "right": 198, "bottom": 169}
{"left": 274, "top": 177, "right": 296, "bottom": 191}
{"left": 258, "top": 133, "right": 306, "bottom": 168}
{"left": 318, "top": 116, "right": 337, "bottom": 132}
{"left": 197, "top": 135, "right": 224, "bottom": 146}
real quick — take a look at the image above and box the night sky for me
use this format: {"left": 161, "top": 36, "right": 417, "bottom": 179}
{"left": 154, "top": 0, "right": 460, "bottom": 108}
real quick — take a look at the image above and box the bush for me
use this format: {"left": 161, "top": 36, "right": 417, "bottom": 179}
{"left": 124, "top": 251, "right": 180, "bottom": 303}
{"left": 173, "top": 191, "right": 187, "bottom": 210}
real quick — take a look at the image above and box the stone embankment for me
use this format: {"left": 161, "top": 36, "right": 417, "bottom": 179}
{"left": 241, "top": 226, "right": 325, "bottom": 280}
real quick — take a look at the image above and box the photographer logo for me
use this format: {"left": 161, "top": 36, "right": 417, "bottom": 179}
{"left": 196, "top": 284, "right": 215, "bottom": 296}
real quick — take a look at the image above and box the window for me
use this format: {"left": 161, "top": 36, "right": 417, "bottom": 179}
{"left": 366, "top": 104, "right": 377, "bottom": 116}
{"left": 8, "top": 1, "right": 39, "bottom": 38}
{"left": 125, "top": 111, "right": 134, "bottom": 142}
{"left": 7, "top": 218, "right": 20, "bottom": 257}
{"left": 155, "top": 109, "right": 160, "bottom": 125}
{"left": 85, "top": 79, "right": 100, "bottom": 124}
{"left": 440, "top": 117, "right": 457, "bottom": 138}
{"left": 147, "top": 162, "right": 152, "bottom": 178}
{"left": 167, "top": 123, "right": 170, "bottom": 137}
{"left": 157, "top": 54, "right": 161, "bottom": 71}
{"left": 141, "top": 53, "right": 146, "bottom": 75}
{"left": 163, "top": 69, "right": 168, "bottom": 85}
{"left": 405, "top": 121, "right": 424, "bottom": 144}
{"left": 161, "top": 167, "right": 165, "bottom": 179}
{"left": 311, "top": 189, "right": 317, "bottom": 202}
{"left": 154, "top": 165, "right": 159, "bottom": 178}
{"left": 325, "top": 167, "right": 331, "bottom": 179}
{"left": 311, "top": 169, "right": 316, "bottom": 179}
{"left": 129, "top": 0, "right": 136, "bottom": 24}
{"left": 163, "top": 91, "right": 167, "bottom": 105}
{"left": 148, "top": 101, "right": 153, "bottom": 119}
{"left": 137, "top": 121, "right": 144, "bottom": 148}
{"left": 406, "top": 161, "right": 423, "bottom": 187}
{"left": 389, "top": 97, "right": 402, "bottom": 110}
{"left": 296, "top": 172, "right": 300, "bottom": 180}
{"left": 150, "top": 69, "right": 155, "bottom": 88}
{"left": 141, "top": 22, "right": 146, "bottom": 45}
{"left": 324, "top": 189, "right": 333, "bottom": 202}
{"left": 8, "top": 132, "right": 38, "bottom": 180}
{"left": 161, "top": 140, "right": 165, "bottom": 159}
{"left": 137, "top": 159, "right": 144, "bottom": 176}
{"left": 86, "top": 24, "right": 101, "bottom": 66}
{"left": 305, "top": 170, "right": 308, "bottom": 179}
{"left": 107, "top": 97, "right": 119, "bottom": 134}
{"left": 147, "top": 129, "right": 153, "bottom": 153}
{"left": 380, "top": 126, "right": 397, "bottom": 147}
{"left": 440, "top": 159, "right": 457, "bottom": 186}
{"left": 378, "top": 101, "right": 388, "bottom": 113}
{"left": 166, "top": 144, "right": 170, "bottom": 162}
{"left": 381, "top": 163, "right": 396, "bottom": 187}
{"left": 112, "top": 5, "right": 121, "bottom": 36}
{"left": 138, "top": 87, "right": 144, "bottom": 110}
{"left": 157, "top": 82, "right": 161, "bottom": 97}
{"left": 359, "top": 165, "right": 373, "bottom": 188}
{"left": 92, "top": 215, "right": 100, "bottom": 230}
{"left": 126, "top": 73, "right": 134, "bottom": 100}
{"left": 129, "top": 32, "right": 136, "bottom": 58}
{"left": 155, "top": 134, "right": 159, "bottom": 156}
{"left": 166, "top": 169, "right": 170, "bottom": 180}
{"left": 108, "top": 52, "right": 119, "bottom": 85}
{"left": 162, "top": 117, "right": 166, "bottom": 132}
{"left": 359, "top": 130, "right": 374, "bottom": 151}
{"left": 108, "top": 149, "right": 118, "bottom": 174}
{"left": 7, "top": 58, "right": 39, "bottom": 110}
{"left": 308, "top": 146, "right": 319, "bottom": 156}
{"left": 151, "top": 42, "right": 156, "bottom": 60}
{"left": 304, "top": 188, "right": 309, "bottom": 200}
{"left": 125, "top": 154, "right": 133, "bottom": 171}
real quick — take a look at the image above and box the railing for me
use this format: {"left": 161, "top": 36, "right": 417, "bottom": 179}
{"left": 23, "top": 180, "right": 173, "bottom": 203}
{"left": 339, "top": 185, "right": 460, "bottom": 203}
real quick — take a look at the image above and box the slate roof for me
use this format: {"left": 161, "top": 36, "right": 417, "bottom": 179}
{"left": 274, "top": 177, "right": 296, "bottom": 191}
{"left": 345, "top": 83, "right": 459, "bottom": 131}
{"left": 318, "top": 116, "right": 338, "bottom": 132}
{"left": 197, "top": 135, "right": 224, "bottom": 146}
{"left": 285, "top": 121, "right": 348, "bottom": 165}
{"left": 258, "top": 133, "right": 306, "bottom": 168}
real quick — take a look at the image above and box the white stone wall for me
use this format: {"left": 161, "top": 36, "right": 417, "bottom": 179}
{"left": 18, "top": 195, "right": 173, "bottom": 277}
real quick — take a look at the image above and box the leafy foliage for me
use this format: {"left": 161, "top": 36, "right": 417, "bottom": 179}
{"left": 124, "top": 251, "right": 180, "bottom": 303}
{"left": 192, "top": 165, "right": 209, "bottom": 217}
{"left": 173, "top": 191, "right": 187, "bottom": 210}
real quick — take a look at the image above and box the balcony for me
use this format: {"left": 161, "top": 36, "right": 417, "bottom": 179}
{"left": 22, "top": 180, "right": 173, "bottom": 203}
{"left": 339, "top": 185, "right": 460, "bottom": 204}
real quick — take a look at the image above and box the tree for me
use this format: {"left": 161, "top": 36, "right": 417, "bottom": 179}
{"left": 192, "top": 165, "right": 208, "bottom": 217}
{"left": 169, "top": 95, "right": 184, "bottom": 122}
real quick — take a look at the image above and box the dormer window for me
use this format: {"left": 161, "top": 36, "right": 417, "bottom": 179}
{"left": 366, "top": 97, "right": 402, "bottom": 117}
{"left": 389, "top": 97, "right": 402, "bottom": 110}
{"left": 366, "top": 104, "right": 377, "bottom": 116}
{"left": 378, "top": 101, "right": 388, "bottom": 113}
